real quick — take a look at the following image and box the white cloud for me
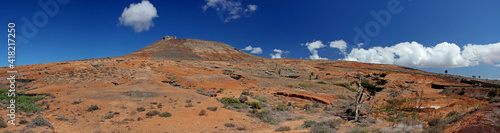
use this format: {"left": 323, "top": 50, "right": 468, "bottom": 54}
{"left": 329, "top": 40, "right": 348, "bottom": 55}
{"left": 302, "top": 40, "right": 328, "bottom": 60}
{"left": 495, "top": 64, "right": 500, "bottom": 67}
{"left": 202, "top": 0, "right": 257, "bottom": 23}
{"left": 344, "top": 41, "right": 500, "bottom": 67}
{"left": 242, "top": 45, "right": 263, "bottom": 54}
{"left": 119, "top": 1, "right": 158, "bottom": 32}
{"left": 247, "top": 4, "right": 257, "bottom": 12}
{"left": 270, "top": 49, "right": 289, "bottom": 59}
{"left": 357, "top": 43, "right": 364, "bottom": 48}
{"left": 462, "top": 43, "right": 500, "bottom": 65}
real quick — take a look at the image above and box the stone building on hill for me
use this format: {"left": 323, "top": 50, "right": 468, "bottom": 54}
{"left": 162, "top": 36, "right": 176, "bottom": 41}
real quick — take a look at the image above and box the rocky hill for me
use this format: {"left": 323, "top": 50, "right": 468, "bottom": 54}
{"left": 0, "top": 37, "right": 499, "bottom": 132}
{"left": 127, "top": 36, "right": 259, "bottom": 61}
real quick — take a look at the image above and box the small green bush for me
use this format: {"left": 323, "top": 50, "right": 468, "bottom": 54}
{"left": 224, "top": 123, "right": 235, "bottom": 127}
{"left": 303, "top": 120, "right": 317, "bottom": 128}
{"left": 146, "top": 110, "right": 160, "bottom": 117}
{"left": 317, "top": 81, "right": 327, "bottom": 84}
{"left": 19, "top": 119, "right": 29, "bottom": 124}
{"left": 335, "top": 94, "right": 347, "bottom": 99}
{"left": 303, "top": 104, "right": 315, "bottom": 113}
{"left": 310, "top": 124, "right": 333, "bottom": 133}
{"left": 102, "top": 113, "right": 115, "bottom": 120}
{"left": 220, "top": 97, "right": 240, "bottom": 105}
{"left": 308, "top": 119, "right": 345, "bottom": 133}
{"left": 248, "top": 102, "right": 262, "bottom": 109}
{"left": 346, "top": 127, "right": 371, "bottom": 133}
{"left": 19, "top": 103, "right": 42, "bottom": 113}
{"left": 275, "top": 126, "right": 291, "bottom": 132}
{"left": 334, "top": 83, "right": 357, "bottom": 92}
{"left": 252, "top": 109, "right": 280, "bottom": 124}
{"left": 137, "top": 107, "right": 146, "bottom": 112}
{"left": 232, "top": 103, "right": 248, "bottom": 109}
{"left": 488, "top": 88, "right": 499, "bottom": 98}
{"left": 373, "top": 72, "right": 388, "bottom": 77}
{"left": 185, "top": 103, "right": 194, "bottom": 108}
{"left": 0, "top": 89, "right": 7, "bottom": 94}
{"left": 299, "top": 83, "right": 309, "bottom": 88}
{"left": 72, "top": 100, "right": 82, "bottom": 104}
{"left": 424, "top": 117, "right": 446, "bottom": 133}
{"left": 361, "top": 82, "right": 384, "bottom": 95}
{"left": 376, "top": 79, "right": 388, "bottom": 85}
{"left": 56, "top": 116, "right": 69, "bottom": 121}
{"left": 199, "top": 109, "right": 207, "bottom": 116}
{"left": 241, "top": 90, "right": 252, "bottom": 95}
{"left": 379, "top": 73, "right": 387, "bottom": 77}
{"left": 159, "top": 112, "right": 172, "bottom": 117}
{"left": 427, "top": 118, "right": 444, "bottom": 127}
{"left": 324, "top": 119, "right": 345, "bottom": 129}
{"left": 207, "top": 106, "right": 218, "bottom": 111}
{"left": 256, "top": 97, "right": 267, "bottom": 102}
{"left": 86, "top": 105, "right": 99, "bottom": 112}
{"left": 312, "top": 102, "right": 323, "bottom": 108}
{"left": 444, "top": 111, "right": 463, "bottom": 124}
{"left": 238, "top": 95, "right": 248, "bottom": 103}
{"left": 223, "top": 70, "right": 234, "bottom": 75}
{"left": 168, "top": 76, "right": 177, "bottom": 80}
{"left": 14, "top": 95, "right": 44, "bottom": 113}
{"left": 275, "top": 104, "right": 289, "bottom": 111}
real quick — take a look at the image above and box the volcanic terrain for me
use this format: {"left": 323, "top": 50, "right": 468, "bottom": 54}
{"left": 0, "top": 37, "right": 499, "bottom": 133}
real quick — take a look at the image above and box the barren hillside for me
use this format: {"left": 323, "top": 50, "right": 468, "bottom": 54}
{"left": 0, "top": 37, "right": 499, "bottom": 133}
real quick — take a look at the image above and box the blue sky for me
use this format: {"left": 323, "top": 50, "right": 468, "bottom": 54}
{"left": 2, "top": 0, "right": 500, "bottom": 79}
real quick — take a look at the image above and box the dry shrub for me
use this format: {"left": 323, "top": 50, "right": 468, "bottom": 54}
{"left": 382, "top": 122, "right": 423, "bottom": 133}
{"left": 423, "top": 118, "right": 445, "bottom": 133}
{"left": 275, "top": 126, "right": 291, "bottom": 132}
{"left": 487, "top": 108, "right": 500, "bottom": 127}
{"left": 490, "top": 97, "right": 500, "bottom": 103}
{"left": 469, "top": 91, "right": 487, "bottom": 100}
{"left": 27, "top": 117, "right": 53, "bottom": 129}
{"left": 304, "top": 119, "right": 346, "bottom": 133}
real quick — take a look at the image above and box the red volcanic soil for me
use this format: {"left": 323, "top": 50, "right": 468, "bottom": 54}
{"left": 0, "top": 38, "right": 498, "bottom": 132}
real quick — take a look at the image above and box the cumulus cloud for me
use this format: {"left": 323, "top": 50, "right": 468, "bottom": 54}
{"left": 462, "top": 43, "right": 500, "bottom": 65}
{"left": 202, "top": 0, "right": 257, "bottom": 23}
{"left": 344, "top": 41, "right": 500, "bottom": 67}
{"left": 329, "top": 40, "right": 348, "bottom": 55}
{"left": 119, "top": 1, "right": 158, "bottom": 32}
{"left": 270, "top": 49, "right": 289, "bottom": 59}
{"left": 302, "top": 40, "right": 328, "bottom": 60}
{"left": 242, "top": 45, "right": 263, "bottom": 54}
